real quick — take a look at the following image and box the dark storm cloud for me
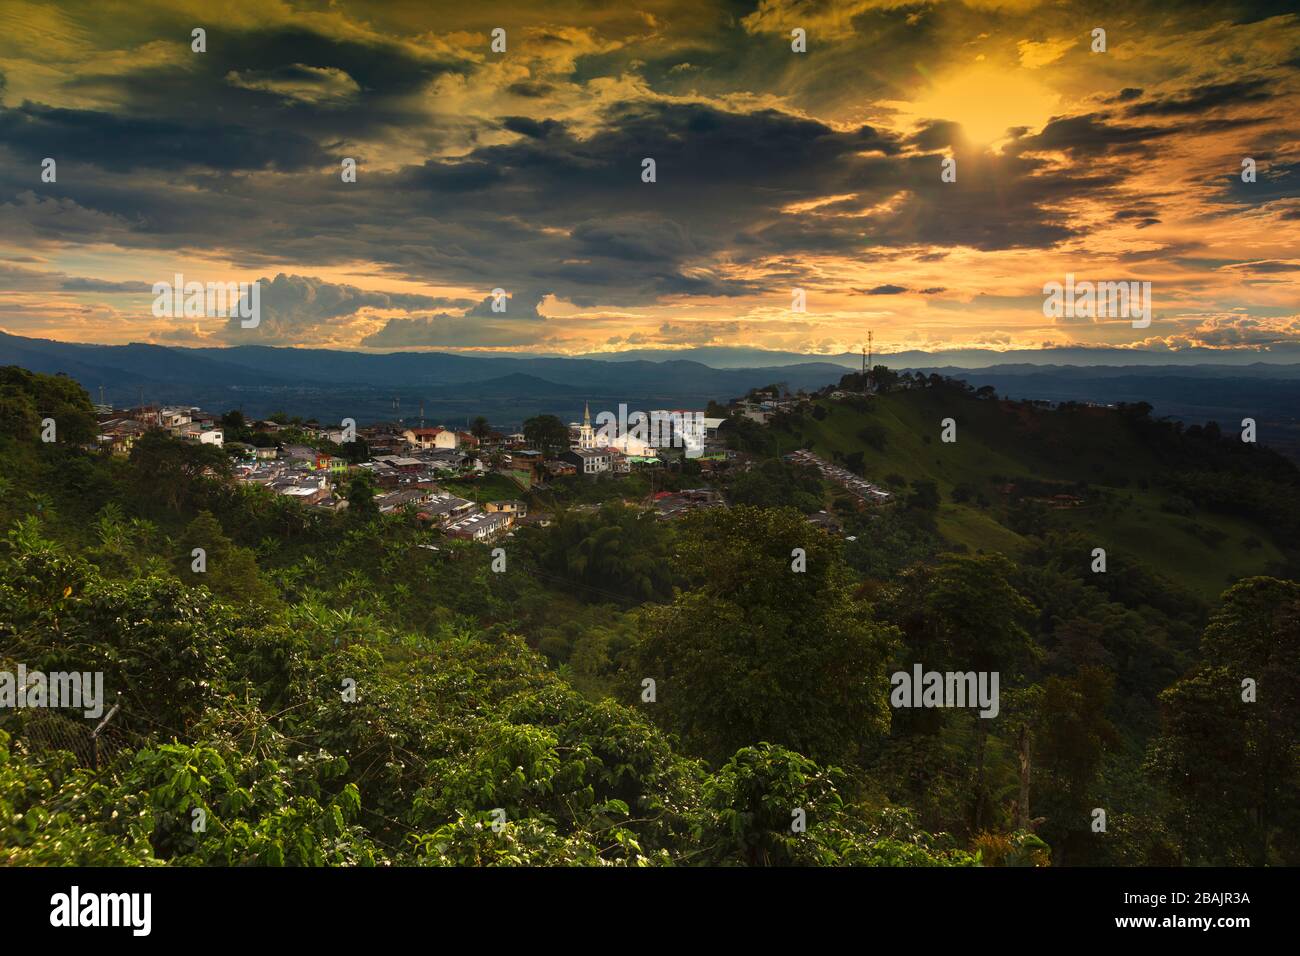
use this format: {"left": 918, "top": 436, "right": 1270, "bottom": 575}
{"left": 460, "top": 102, "right": 900, "bottom": 212}
{"left": 0, "top": 94, "right": 1155, "bottom": 307}
{"left": 1011, "top": 113, "right": 1180, "bottom": 157}
{"left": 906, "top": 120, "right": 964, "bottom": 151}
{"left": 1114, "top": 205, "right": 1162, "bottom": 228}
{"left": 437, "top": 100, "right": 1106, "bottom": 258}
{"left": 1108, "top": 87, "right": 1144, "bottom": 103}
{"left": 402, "top": 159, "right": 504, "bottom": 191}
{"left": 224, "top": 63, "right": 361, "bottom": 108}
{"left": 62, "top": 24, "right": 468, "bottom": 150}
{"left": 505, "top": 81, "right": 556, "bottom": 98}
{"left": 570, "top": 218, "right": 696, "bottom": 263}
{"left": 1124, "top": 79, "right": 1276, "bottom": 117}
{"left": 501, "top": 117, "right": 564, "bottom": 139}
{"left": 0, "top": 102, "right": 323, "bottom": 171}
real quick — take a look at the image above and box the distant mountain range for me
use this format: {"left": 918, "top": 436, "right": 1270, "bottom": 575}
{"left": 0, "top": 331, "right": 846, "bottom": 425}
{"left": 573, "top": 344, "right": 1300, "bottom": 370}
{"left": 3, "top": 332, "right": 1297, "bottom": 454}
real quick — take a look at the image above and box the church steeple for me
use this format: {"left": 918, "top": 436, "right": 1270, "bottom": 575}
{"left": 579, "top": 401, "right": 595, "bottom": 449}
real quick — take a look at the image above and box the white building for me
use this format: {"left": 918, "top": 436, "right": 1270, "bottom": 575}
{"left": 564, "top": 448, "right": 610, "bottom": 475}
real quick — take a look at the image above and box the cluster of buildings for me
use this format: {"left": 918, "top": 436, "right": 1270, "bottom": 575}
{"left": 91, "top": 395, "right": 897, "bottom": 544}
{"left": 786, "top": 448, "right": 893, "bottom": 505}
{"left": 236, "top": 451, "right": 344, "bottom": 509}
{"left": 233, "top": 442, "right": 531, "bottom": 538}
{"left": 734, "top": 388, "right": 811, "bottom": 425}
{"left": 556, "top": 403, "right": 728, "bottom": 474}
{"left": 95, "top": 405, "right": 224, "bottom": 456}
{"left": 233, "top": 431, "right": 531, "bottom": 538}
{"left": 89, "top": 404, "right": 536, "bottom": 540}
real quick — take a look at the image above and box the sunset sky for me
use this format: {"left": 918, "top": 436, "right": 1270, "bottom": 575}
{"left": 0, "top": 0, "right": 1297, "bottom": 357}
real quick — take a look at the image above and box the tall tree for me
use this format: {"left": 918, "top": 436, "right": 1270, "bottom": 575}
{"left": 129, "top": 430, "right": 230, "bottom": 512}
{"left": 626, "top": 506, "right": 897, "bottom": 766}
{"left": 345, "top": 471, "right": 380, "bottom": 520}
{"left": 179, "top": 510, "right": 280, "bottom": 608}
{"left": 523, "top": 414, "right": 570, "bottom": 459}
{"left": 1148, "top": 577, "right": 1300, "bottom": 864}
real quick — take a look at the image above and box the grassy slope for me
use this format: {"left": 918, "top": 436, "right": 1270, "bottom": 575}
{"left": 792, "top": 389, "right": 1284, "bottom": 598}
{"left": 440, "top": 472, "right": 530, "bottom": 503}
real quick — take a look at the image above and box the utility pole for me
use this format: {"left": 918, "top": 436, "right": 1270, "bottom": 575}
{"left": 866, "top": 330, "right": 874, "bottom": 392}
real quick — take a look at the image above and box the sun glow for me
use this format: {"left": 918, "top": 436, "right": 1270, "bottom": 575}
{"left": 905, "top": 64, "right": 1061, "bottom": 145}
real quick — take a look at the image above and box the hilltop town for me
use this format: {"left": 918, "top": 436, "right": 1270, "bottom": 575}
{"left": 82, "top": 372, "right": 1010, "bottom": 543}
{"left": 91, "top": 388, "right": 830, "bottom": 541}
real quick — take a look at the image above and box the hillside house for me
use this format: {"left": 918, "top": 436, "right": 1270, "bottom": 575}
{"left": 403, "top": 427, "right": 458, "bottom": 450}
{"left": 484, "top": 500, "right": 527, "bottom": 519}
{"left": 418, "top": 492, "right": 477, "bottom": 525}
{"left": 563, "top": 448, "right": 611, "bottom": 475}
{"left": 445, "top": 509, "right": 513, "bottom": 541}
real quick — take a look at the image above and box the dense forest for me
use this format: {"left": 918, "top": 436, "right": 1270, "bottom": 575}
{"left": 1, "top": 366, "right": 1296, "bottom": 866}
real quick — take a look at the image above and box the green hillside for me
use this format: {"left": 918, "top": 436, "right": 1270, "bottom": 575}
{"left": 3, "top": 367, "right": 1297, "bottom": 868}
{"left": 789, "top": 388, "right": 1292, "bottom": 599}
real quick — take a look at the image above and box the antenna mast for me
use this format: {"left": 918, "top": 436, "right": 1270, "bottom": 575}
{"left": 866, "top": 331, "right": 874, "bottom": 392}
